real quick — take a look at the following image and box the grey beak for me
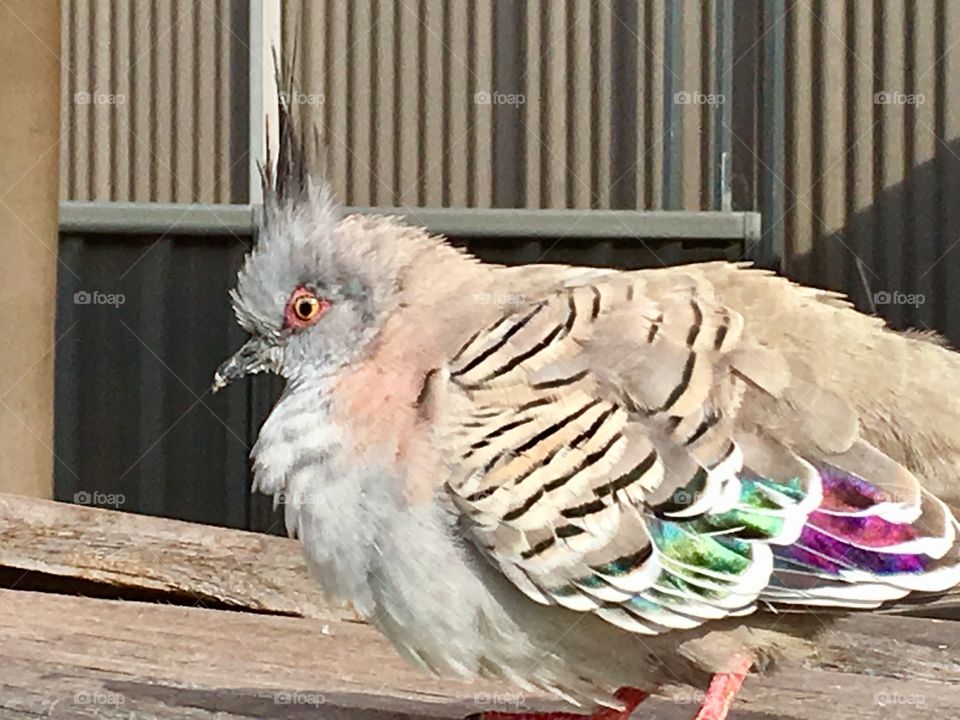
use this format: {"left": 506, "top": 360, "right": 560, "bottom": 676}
{"left": 212, "top": 336, "right": 272, "bottom": 392}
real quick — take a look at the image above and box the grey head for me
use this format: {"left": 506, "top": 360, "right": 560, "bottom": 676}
{"left": 213, "top": 93, "right": 411, "bottom": 392}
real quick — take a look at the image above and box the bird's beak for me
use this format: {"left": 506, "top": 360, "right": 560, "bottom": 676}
{"left": 212, "top": 336, "right": 273, "bottom": 392}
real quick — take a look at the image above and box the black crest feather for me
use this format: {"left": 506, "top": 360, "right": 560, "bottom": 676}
{"left": 259, "top": 43, "right": 323, "bottom": 212}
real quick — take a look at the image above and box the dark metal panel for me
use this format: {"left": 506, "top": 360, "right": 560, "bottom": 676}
{"left": 609, "top": 0, "right": 639, "bottom": 210}
{"left": 54, "top": 234, "right": 255, "bottom": 528}
{"left": 491, "top": 0, "right": 527, "bottom": 209}
{"left": 729, "top": 0, "right": 762, "bottom": 215}
{"left": 757, "top": 0, "right": 786, "bottom": 269}
{"left": 54, "top": 233, "right": 739, "bottom": 532}
{"left": 53, "top": 238, "right": 85, "bottom": 491}
{"left": 130, "top": 237, "right": 173, "bottom": 517}
{"left": 160, "top": 238, "right": 254, "bottom": 526}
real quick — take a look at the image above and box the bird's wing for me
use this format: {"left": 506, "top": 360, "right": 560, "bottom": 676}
{"left": 431, "top": 269, "right": 960, "bottom": 634}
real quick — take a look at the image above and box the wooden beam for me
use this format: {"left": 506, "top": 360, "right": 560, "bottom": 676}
{"left": 2, "top": 495, "right": 960, "bottom": 718}
{"left": 0, "top": 493, "right": 342, "bottom": 620}
{"left": 2, "top": 589, "right": 959, "bottom": 720}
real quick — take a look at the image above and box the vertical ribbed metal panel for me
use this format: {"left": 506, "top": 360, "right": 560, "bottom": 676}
{"left": 283, "top": 0, "right": 725, "bottom": 210}
{"left": 678, "top": 0, "right": 704, "bottom": 209}
{"left": 642, "top": 0, "right": 667, "bottom": 210}
{"left": 773, "top": 0, "right": 960, "bottom": 345}
{"left": 60, "top": 0, "right": 249, "bottom": 203}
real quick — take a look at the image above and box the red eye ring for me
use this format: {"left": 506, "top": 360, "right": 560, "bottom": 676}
{"left": 284, "top": 287, "right": 330, "bottom": 329}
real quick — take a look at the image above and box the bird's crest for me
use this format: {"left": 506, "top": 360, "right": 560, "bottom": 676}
{"left": 230, "top": 43, "right": 475, "bottom": 342}
{"left": 259, "top": 46, "right": 329, "bottom": 220}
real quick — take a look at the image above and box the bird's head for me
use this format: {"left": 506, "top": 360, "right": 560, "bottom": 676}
{"left": 213, "top": 84, "right": 413, "bottom": 392}
{"left": 213, "top": 184, "right": 415, "bottom": 392}
{"left": 214, "top": 52, "right": 480, "bottom": 394}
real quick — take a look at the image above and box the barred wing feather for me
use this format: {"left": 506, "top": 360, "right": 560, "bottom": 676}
{"left": 435, "top": 272, "right": 960, "bottom": 634}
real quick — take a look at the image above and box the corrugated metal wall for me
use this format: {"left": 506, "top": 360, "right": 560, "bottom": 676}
{"left": 58, "top": 0, "right": 734, "bottom": 211}
{"left": 56, "top": 0, "right": 960, "bottom": 350}
{"left": 53, "top": 0, "right": 960, "bottom": 529}
{"left": 54, "top": 0, "right": 744, "bottom": 531}
{"left": 59, "top": 0, "right": 250, "bottom": 203}
{"left": 772, "top": 0, "right": 960, "bottom": 346}
{"left": 280, "top": 0, "right": 731, "bottom": 210}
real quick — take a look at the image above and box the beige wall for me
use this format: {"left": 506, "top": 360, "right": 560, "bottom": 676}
{"left": 0, "top": 0, "right": 61, "bottom": 498}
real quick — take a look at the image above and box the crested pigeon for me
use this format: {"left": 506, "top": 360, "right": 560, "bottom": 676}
{"left": 213, "top": 90, "right": 960, "bottom": 720}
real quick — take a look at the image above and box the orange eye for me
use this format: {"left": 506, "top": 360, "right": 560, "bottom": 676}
{"left": 294, "top": 295, "right": 321, "bottom": 321}
{"left": 284, "top": 287, "right": 330, "bottom": 329}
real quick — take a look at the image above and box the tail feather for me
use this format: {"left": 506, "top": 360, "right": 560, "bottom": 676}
{"left": 761, "top": 442, "right": 960, "bottom": 608}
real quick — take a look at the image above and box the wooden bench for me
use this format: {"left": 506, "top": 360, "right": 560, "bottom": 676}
{"left": 2, "top": 494, "right": 958, "bottom": 719}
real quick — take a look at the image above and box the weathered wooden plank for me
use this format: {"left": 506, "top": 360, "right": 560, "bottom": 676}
{"left": 2, "top": 588, "right": 960, "bottom": 720}
{"left": 0, "top": 493, "right": 343, "bottom": 620}
{"left": 0, "top": 588, "right": 550, "bottom": 720}
{"left": 2, "top": 495, "right": 960, "bottom": 718}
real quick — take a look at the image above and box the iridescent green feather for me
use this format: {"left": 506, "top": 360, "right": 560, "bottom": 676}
{"left": 689, "top": 476, "right": 807, "bottom": 542}
{"left": 646, "top": 516, "right": 752, "bottom": 575}
{"left": 556, "top": 474, "right": 811, "bottom": 618}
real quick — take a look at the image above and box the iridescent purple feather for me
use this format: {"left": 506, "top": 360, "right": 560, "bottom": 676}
{"left": 774, "top": 469, "right": 929, "bottom": 578}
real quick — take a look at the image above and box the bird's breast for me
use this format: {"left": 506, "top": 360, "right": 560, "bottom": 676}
{"left": 250, "top": 378, "right": 411, "bottom": 610}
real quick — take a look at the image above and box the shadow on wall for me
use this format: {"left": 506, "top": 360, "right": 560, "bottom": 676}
{"left": 784, "top": 137, "right": 960, "bottom": 349}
